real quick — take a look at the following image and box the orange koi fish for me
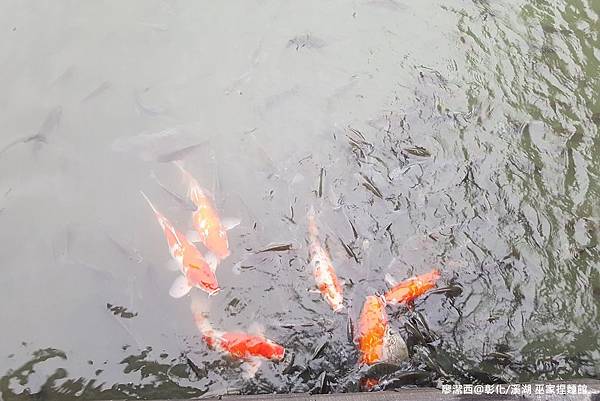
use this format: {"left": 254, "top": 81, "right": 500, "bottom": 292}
{"left": 307, "top": 208, "right": 344, "bottom": 312}
{"left": 356, "top": 295, "right": 408, "bottom": 366}
{"left": 356, "top": 295, "right": 388, "bottom": 365}
{"left": 192, "top": 303, "right": 285, "bottom": 378}
{"left": 175, "top": 163, "right": 239, "bottom": 261}
{"left": 384, "top": 269, "right": 441, "bottom": 306}
{"left": 141, "top": 192, "right": 220, "bottom": 297}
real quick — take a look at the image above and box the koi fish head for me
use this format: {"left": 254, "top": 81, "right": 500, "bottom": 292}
{"left": 179, "top": 233, "right": 220, "bottom": 295}
{"left": 384, "top": 269, "right": 441, "bottom": 305}
{"left": 357, "top": 295, "right": 388, "bottom": 365}
{"left": 186, "top": 265, "right": 220, "bottom": 295}
{"left": 423, "top": 269, "right": 441, "bottom": 282}
{"left": 244, "top": 324, "right": 285, "bottom": 361}
{"left": 221, "top": 333, "right": 285, "bottom": 361}
{"left": 251, "top": 338, "right": 285, "bottom": 361}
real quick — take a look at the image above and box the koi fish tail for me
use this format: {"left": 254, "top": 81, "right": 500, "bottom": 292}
{"left": 172, "top": 160, "right": 186, "bottom": 175}
{"left": 140, "top": 191, "right": 160, "bottom": 216}
{"left": 173, "top": 161, "right": 191, "bottom": 189}
{"left": 173, "top": 161, "right": 205, "bottom": 205}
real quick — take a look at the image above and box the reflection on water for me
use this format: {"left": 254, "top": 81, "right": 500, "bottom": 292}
{"left": 0, "top": 0, "right": 598, "bottom": 399}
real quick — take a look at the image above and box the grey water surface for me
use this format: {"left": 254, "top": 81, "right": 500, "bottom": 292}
{"left": 0, "top": 0, "right": 599, "bottom": 399}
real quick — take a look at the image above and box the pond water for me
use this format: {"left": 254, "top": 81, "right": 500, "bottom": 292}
{"left": 1, "top": 0, "right": 599, "bottom": 399}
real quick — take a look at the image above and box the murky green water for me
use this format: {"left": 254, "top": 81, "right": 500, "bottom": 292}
{"left": 1, "top": 0, "right": 598, "bottom": 399}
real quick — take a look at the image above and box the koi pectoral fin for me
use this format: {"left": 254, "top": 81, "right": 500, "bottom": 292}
{"left": 205, "top": 252, "right": 218, "bottom": 273}
{"left": 222, "top": 217, "right": 241, "bottom": 231}
{"left": 169, "top": 275, "right": 192, "bottom": 298}
{"left": 241, "top": 358, "right": 262, "bottom": 379}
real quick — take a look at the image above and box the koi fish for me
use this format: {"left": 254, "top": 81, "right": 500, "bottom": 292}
{"left": 192, "top": 301, "right": 285, "bottom": 378}
{"left": 141, "top": 191, "right": 220, "bottom": 297}
{"left": 307, "top": 208, "right": 344, "bottom": 312}
{"left": 384, "top": 269, "right": 441, "bottom": 305}
{"left": 356, "top": 295, "right": 408, "bottom": 392}
{"left": 175, "top": 162, "right": 239, "bottom": 260}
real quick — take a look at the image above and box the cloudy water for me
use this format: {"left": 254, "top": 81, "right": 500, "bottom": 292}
{"left": 0, "top": 0, "right": 598, "bottom": 399}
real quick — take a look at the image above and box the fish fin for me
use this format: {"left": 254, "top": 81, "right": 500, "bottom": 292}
{"left": 385, "top": 273, "right": 398, "bottom": 287}
{"left": 186, "top": 230, "right": 202, "bottom": 243}
{"left": 173, "top": 160, "right": 185, "bottom": 173}
{"left": 140, "top": 191, "right": 159, "bottom": 215}
{"left": 166, "top": 259, "right": 180, "bottom": 271}
{"left": 247, "top": 322, "right": 265, "bottom": 336}
{"left": 241, "top": 358, "right": 262, "bottom": 379}
{"left": 174, "top": 161, "right": 214, "bottom": 200}
{"left": 205, "top": 252, "right": 219, "bottom": 272}
{"left": 169, "top": 275, "right": 192, "bottom": 298}
{"left": 222, "top": 217, "right": 241, "bottom": 231}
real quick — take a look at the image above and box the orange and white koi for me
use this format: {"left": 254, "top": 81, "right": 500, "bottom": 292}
{"left": 356, "top": 295, "right": 388, "bottom": 365}
{"left": 384, "top": 269, "right": 441, "bottom": 306}
{"left": 192, "top": 303, "right": 285, "bottom": 378}
{"left": 175, "top": 163, "right": 239, "bottom": 260}
{"left": 141, "top": 191, "right": 220, "bottom": 297}
{"left": 356, "top": 295, "right": 408, "bottom": 365}
{"left": 307, "top": 208, "right": 344, "bottom": 312}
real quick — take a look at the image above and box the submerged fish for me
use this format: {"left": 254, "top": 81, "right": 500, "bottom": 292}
{"left": 384, "top": 269, "right": 441, "bottom": 305}
{"left": 175, "top": 162, "right": 239, "bottom": 260}
{"left": 356, "top": 295, "right": 407, "bottom": 366}
{"left": 141, "top": 192, "right": 219, "bottom": 297}
{"left": 0, "top": 106, "right": 62, "bottom": 156}
{"left": 307, "top": 207, "right": 344, "bottom": 312}
{"left": 192, "top": 301, "right": 285, "bottom": 378}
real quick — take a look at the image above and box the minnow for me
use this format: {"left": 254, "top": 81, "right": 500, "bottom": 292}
{"left": 307, "top": 207, "right": 344, "bottom": 312}
{"left": 384, "top": 269, "right": 441, "bottom": 305}
{"left": 0, "top": 106, "right": 62, "bottom": 156}
{"left": 141, "top": 191, "right": 219, "bottom": 297}
{"left": 192, "top": 302, "right": 285, "bottom": 378}
{"left": 174, "top": 162, "right": 239, "bottom": 260}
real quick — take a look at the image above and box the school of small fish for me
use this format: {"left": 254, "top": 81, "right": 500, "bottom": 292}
{"left": 141, "top": 162, "right": 443, "bottom": 389}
